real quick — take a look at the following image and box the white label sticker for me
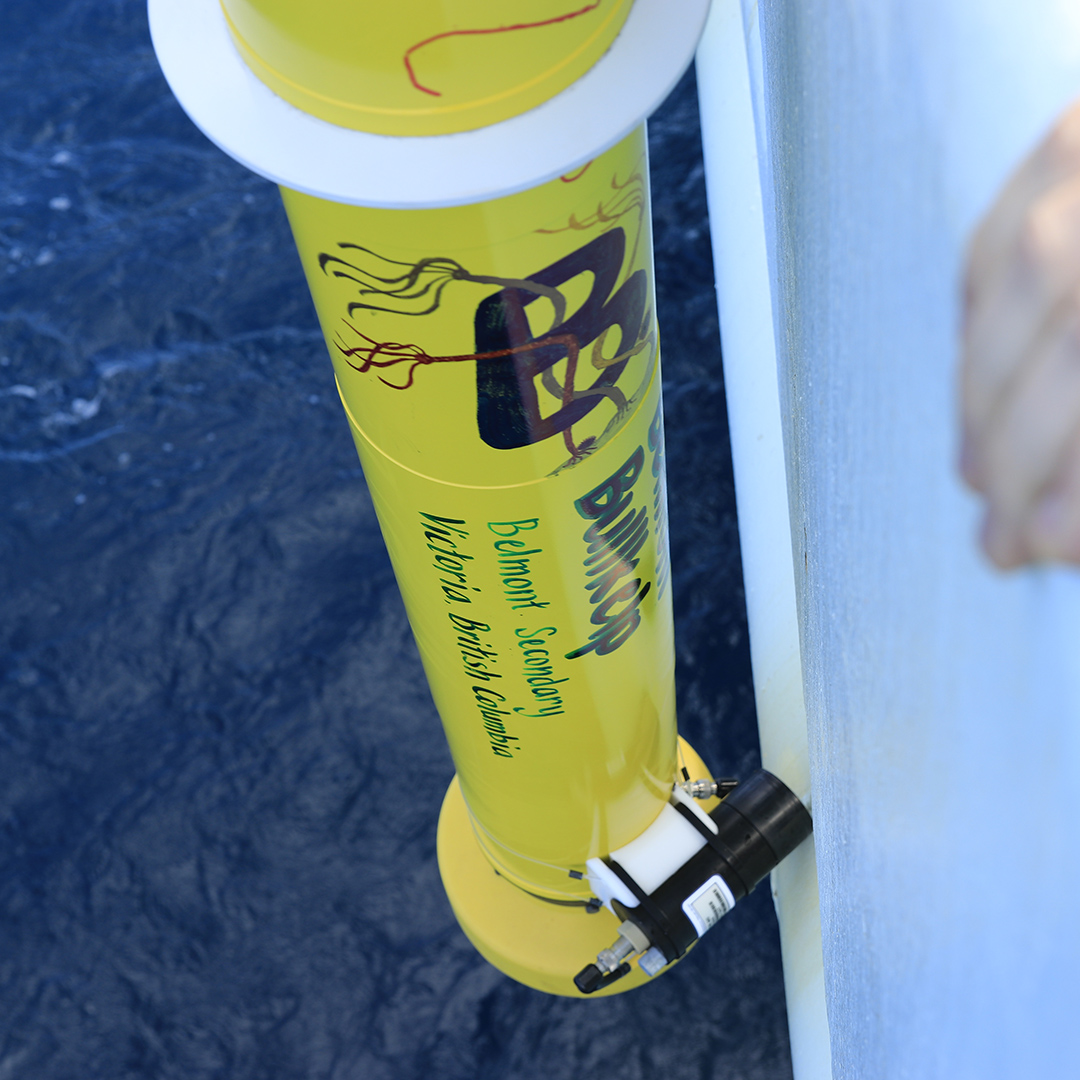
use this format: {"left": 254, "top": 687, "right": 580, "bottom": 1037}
{"left": 681, "top": 874, "right": 736, "bottom": 937}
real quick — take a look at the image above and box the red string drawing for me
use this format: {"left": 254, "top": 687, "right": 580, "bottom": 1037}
{"left": 335, "top": 323, "right": 588, "bottom": 459}
{"left": 560, "top": 162, "right": 593, "bottom": 183}
{"left": 403, "top": 2, "right": 603, "bottom": 97}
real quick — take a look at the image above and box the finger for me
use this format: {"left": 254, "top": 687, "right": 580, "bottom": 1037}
{"left": 977, "top": 292, "right": 1080, "bottom": 550}
{"left": 980, "top": 506, "right": 1027, "bottom": 569}
{"left": 965, "top": 101, "right": 1080, "bottom": 306}
{"left": 1025, "top": 424, "right": 1080, "bottom": 563}
{"left": 963, "top": 171, "right": 1080, "bottom": 460}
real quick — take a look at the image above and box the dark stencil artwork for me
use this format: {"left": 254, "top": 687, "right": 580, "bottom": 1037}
{"left": 474, "top": 227, "right": 647, "bottom": 451}
{"left": 323, "top": 225, "right": 651, "bottom": 461}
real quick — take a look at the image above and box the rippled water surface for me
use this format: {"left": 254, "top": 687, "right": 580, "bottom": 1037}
{"left": 0, "top": 3, "right": 793, "bottom": 1077}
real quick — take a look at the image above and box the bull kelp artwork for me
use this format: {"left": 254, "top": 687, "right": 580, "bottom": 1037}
{"left": 318, "top": 165, "right": 655, "bottom": 468}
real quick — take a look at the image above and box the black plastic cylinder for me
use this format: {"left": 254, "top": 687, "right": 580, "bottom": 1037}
{"left": 612, "top": 769, "right": 812, "bottom": 962}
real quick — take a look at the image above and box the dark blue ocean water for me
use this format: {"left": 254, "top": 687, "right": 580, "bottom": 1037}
{"left": 0, "top": 3, "right": 793, "bottom": 1077}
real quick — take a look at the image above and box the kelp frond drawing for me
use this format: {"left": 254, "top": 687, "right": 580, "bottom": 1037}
{"left": 537, "top": 162, "right": 647, "bottom": 271}
{"left": 319, "top": 244, "right": 570, "bottom": 322}
{"left": 321, "top": 217, "right": 654, "bottom": 468}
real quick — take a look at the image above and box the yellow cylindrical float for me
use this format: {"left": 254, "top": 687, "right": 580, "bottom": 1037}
{"left": 280, "top": 130, "right": 718, "bottom": 991}
{"left": 283, "top": 128, "right": 674, "bottom": 887}
{"left": 150, "top": 0, "right": 721, "bottom": 997}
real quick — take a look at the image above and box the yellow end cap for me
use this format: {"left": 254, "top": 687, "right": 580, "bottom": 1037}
{"left": 220, "top": 0, "right": 635, "bottom": 136}
{"left": 436, "top": 737, "right": 715, "bottom": 997}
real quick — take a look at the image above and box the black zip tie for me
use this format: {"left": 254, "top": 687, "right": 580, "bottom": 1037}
{"left": 606, "top": 858, "right": 680, "bottom": 962}
{"left": 671, "top": 800, "right": 753, "bottom": 896}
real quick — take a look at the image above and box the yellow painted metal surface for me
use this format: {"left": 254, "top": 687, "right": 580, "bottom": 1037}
{"left": 281, "top": 127, "right": 678, "bottom": 916}
{"left": 221, "top": 0, "right": 635, "bottom": 135}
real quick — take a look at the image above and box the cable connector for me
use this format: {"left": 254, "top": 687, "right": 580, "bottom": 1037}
{"left": 679, "top": 777, "right": 738, "bottom": 800}
{"left": 574, "top": 920, "right": 651, "bottom": 993}
{"left": 573, "top": 961, "right": 631, "bottom": 994}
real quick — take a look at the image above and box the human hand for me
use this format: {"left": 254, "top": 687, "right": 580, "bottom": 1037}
{"left": 961, "top": 100, "right": 1080, "bottom": 568}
